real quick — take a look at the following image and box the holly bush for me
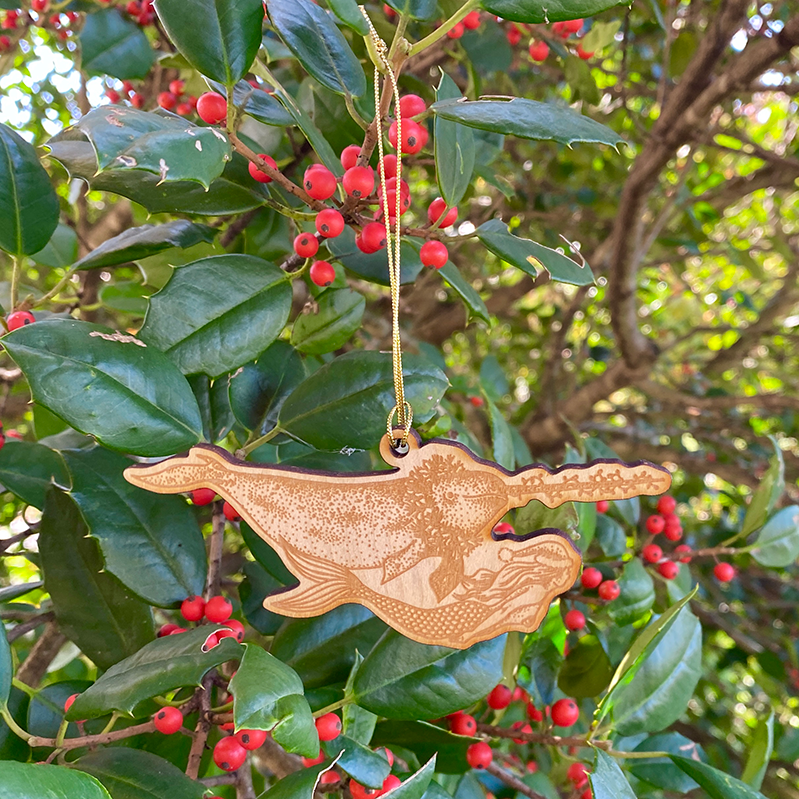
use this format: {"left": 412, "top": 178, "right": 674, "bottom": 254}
{"left": 1, "top": 0, "right": 799, "bottom": 797}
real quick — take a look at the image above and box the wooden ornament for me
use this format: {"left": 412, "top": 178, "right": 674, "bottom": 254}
{"left": 124, "top": 432, "right": 671, "bottom": 649}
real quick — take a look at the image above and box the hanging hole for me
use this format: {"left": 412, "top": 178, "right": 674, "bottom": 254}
{"left": 392, "top": 439, "right": 409, "bottom": 456}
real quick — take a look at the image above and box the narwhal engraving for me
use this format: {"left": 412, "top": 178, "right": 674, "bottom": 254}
{"left": 124, "top": 432, "right": 671, "bottom": 648}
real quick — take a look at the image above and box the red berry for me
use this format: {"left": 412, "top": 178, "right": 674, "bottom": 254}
{"left": 567, "top": 761, "right": 589, "bottom": 786}
{"left": 463, "top": 10, "right": 481, "bottom": 29}
{"left": 342, "top": 165, "right": 374, "bottom": 198}
{"left": 0, "top": 35, "right": 11, "bottom": 51}
{"left": 493, "top": 522, "right": 515, "bottom": 535}
{"left": 580, "top": 567, "right": 602, "bottom": 589}
{"left": 529, "top": 41, "right": 549, "bottom": 61}
{"left": 581, "top": 789, "right": 593, "bottom": 799}
{"left": 350, "top": 781, "right": 380, "bottom": 799}
{"left": 565, "top": 18, "right": 583, "bottom": 33}
{"left": 447, "top": 22, "right": 464, "bottom": 39}
{"left": 223, "top": 501, "right": 241, "bottom": 521}
{"left": 511, "top": 721, "right": 532, "bottom": 743}
{"left": 205, "top": 595, "right": 233, "bottom": 623}
{"left": 427, "top": 198, "right": 457, "bottom": 227}
{"left": 6, "top": 311, "right": 35, "bottom": 331}
{"left": 469, "top": 396, "right": 484, "bottom": 408}
{"left": 526, "top": 703, "right": 543, "bottom": 722}
{"left": 340, "top": 144, "right": 361, "bottom": 170}
{"left": 223, "top": 618, "right": 245, "bottom": 642}
{"left": 657, "top": 561, "right": 679, "bottom": 580}
{"left": 420, "top": 240, "right": 448, "bottom": 268}
{"left": 646, "top": 514, "right": 665, "bottom": 535}
{"left": 526, "top": 761, "right": 538, "bottom": 773}
{"left": 304, "top": 165, "right": 337, "bottom": 201}
{"left": 190, "top": 488, "right": 216, "bottom": 505}
{"left": 377, "top": 187, "right": 410, "bottom": 219}
{"left": 320, "top": 771, "right": 340, "bottom": 785}
{"left": 196, "top": 92, "right": 227, "bottom": 124}
{"left": 357, "top": 222, "right": 387, "bottom": 254}
{"left": 187, "top": 95, "right": 198, "bottom": 109}
{"left": 383, "top": 4, "right": 396, "bottom": 17}
{"left": 153, "top": 706, "right": 183, "bottom": 734}
{"left": 598, "top": 580, "right": 620, "bottom": 601}
{"left": 248, "top": 154, "right": 276, "bottom": 183}
{"left": 596, "top": 500, "right": 609, "bottom": 514}
{"left": 642, "top": 544, "right": 662, "bottom": 564}
{"left": 657, "top": 496, "right": 677, "bottom": 515}
{"left": 294, "top": 232, "right": 319, "bottom": 259}
{"left": 512, "top": 686, "right": 527, "bottom": 703}
{"left": 576, "top": 44, "right": 594, "bottom": 60}
{"left": 64, "top": 693, "right": 79, "bottom": 713}
{"left": 105, "top": 89, "right": 121, "bottom": 103}
{"left": 157, "top": 91, "right": 177, "bottom": 110}
{"left": 507, "top": 25, "right": 522, "bottom": 46}
{"left": 552, "top": 21, "right": 569, "bottom": 37}
{"left": 302, "top": 751, "right": 325, "bottom": 767}
{"left": 374, "top": 746, "right": 394, "bottom": 767}
{"left": 675, "top": 544, "right": 692, "bottom": 563}
{"left": 316, "top": 209, "right": 345, "bottom": 238}
{"left": 315, "top": 712, "right": 342, "bottom": 741}
{"left": 663, "top": 515, "right": 683, "bottom": 541}
{"left": 564, "top": 609, "right": 586, "bottom": 631}
{"left": 382, "top": 775, "right": 401, "bottom": 792}
{"left": 380, "top": 154, "right": 398, "bottom": 179}
{"left": 216, "top": 629, "right": 238, "bottom": 643}
{"left": 551, "top": 698, "right": 579, "bottom": 727}
{"left": 714, "top": 562, "right": 735, "bottom": 583}
{"left": 180, "top": 595, "right": 205, "bottom": 622}
{"left": 487, "top": 684, "right": 512, "bottom": 709}
{"left": 213, "top": 737, "right": 247, "bottom": 771}
{"left": 157, "top": 623, "right": 180, "bottom": 637}
{"left": 449, "top": 712, "right": 476, "bottom": 736}
{"left": 204, "top": 633, "right": 220, "bottom": 650}
{"left": 137, "top": 10, "right": 154, "bottom": 24}
{"left": 176, "top": 103, "right": 193, "bottom": 116}
{"left": 235, "top": 728, "right": 267, "bottom": 750}
{"left": 466, "top": 741, "right": 493, "bottom": 769}
{"left": 169, "top": 627, "right": 187, "bottom": 635}
{"left": 121, "top": 80, "right": 135, "bottom": 95}
{"left": 310, "top": 260, "right": 336, "bottom": 287}
{"left": 31, "top": 0, "right": 48, "bottom": 11}
{"left": 388, "top": 119, "right": 426, "bottom": 154}
{"left": 169, "top": 79, "right": 184, "bottom": 96}
{"left": 398, "top": 93, "right": 426, "bottom": 118}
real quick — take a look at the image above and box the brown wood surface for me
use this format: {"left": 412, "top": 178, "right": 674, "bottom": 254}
{"left": 124, "top": 432, "right": 671, "bottom": 648}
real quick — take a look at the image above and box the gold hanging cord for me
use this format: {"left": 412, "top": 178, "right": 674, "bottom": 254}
{"left": 360, "top": 6, "right": 413, "bottom": 448}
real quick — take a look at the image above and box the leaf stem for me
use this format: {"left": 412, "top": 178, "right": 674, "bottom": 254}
{"left": 34, "top": 266, "right": 79, "bottom": 308}
{"left": 9, "top": 255, "right": 21, "bottom": 310}
{"left": 55, "top": 717, "right": 69, "bottom": 748}
{"left": 241, "top": 426, "right": 282, "bottom": 456}
{"left": 0, "top": 707, "right": 32, "bottom": 744}
{"left": 408, "top": 0, "right": 479, "bottom": 57}
{"left": 313, "top": 696, "right": 350, "bottom": 718}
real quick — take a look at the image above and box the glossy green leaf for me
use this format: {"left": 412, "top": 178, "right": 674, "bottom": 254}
{"left": 741, "top": 709, "right": 774, "bottom": 789}
{"left": 608, "top": 558, "right": 655, "bottom": 626}
{"left": 68, "top": 626, "right": 243, "bottom": 719}
{"left": 521, "top": 638, "right": 561, "bottom": 706}
{"left": 0, "top": 688, "right": 29, "bottom": 762}
{"left": 752, "top": 506, "right": 799, "bottom": 567}
{"left": 240, "top": 560, "right": 286, "bottom": 635}
{"left": 271, "top": 692, "right": 319, "bottom": 755}
{"left": 277, "top": 351, "right": 449, "bottom": 450}
{"left": 328, "top": 0, "right": 369, "bottom": 33}
{"left": 140, "top": 254, "right": 291, "bottom": 378}
{"left": 272, "top": 605, "right": 386, "bottom": 689}
{"left": 261, "top": 763, "right": 335, "bottom": 799}
{"left": 384, "top": 0, "right": 436, "bottom": 19}
{"left": 352, "top": 631, "right": 505, "bottom": 719}
{"left": 478, "top": 0, "right": 626, "bottom": 24}
{"left": 40, "top": 488, "right": 153, "bottom": 671}
{"left": 670, "top": 756, "right": 768, "bottom": 799}
{"left": 79, "top": 8, "right": 155, "bottom": 80}
{"left": 741, "top": 438, "right": 784, "bottom": 536}
{"left": 0, "top": 439, "right": 69, "bottom": 509}
{"left": 47, "top": 141, "right": 270, "bottom": 215}
{"left": 595, "top": 514, "right": 627, "bottom": 557}
{"left": 26, "top": 680, "right": 101, "bottom": 741}
{"left": 327, "top": 227, "right": 424, "bottom": 285}
{"left": 0, "top": 622, "right": 10, "bottom": 712}
{"left": 291, "top": 288, "right": 365, "bottom": 354}
{"left": 564, "top": 55, "right": 600, "bottom": 105}
{"left": 32, "top": 223, "right": 78, "bottom": 268}
{"left": 576, "top": 500, "right": 596, "bottom": 549}
{"left": 155, "top": 0, "right": 263, "bottom": 84}
{"left": 437, "top": 262, "right": 490, "bottom": 324}
{"left": 63, "top": 447, "right": 206, "bottom": 607}
{"left": 72, "top": 749, "right": 206, "bottom": 799}
{"left": 389, "top": 757, "right": 437, "bottom": 799}
{"left": 435, "top": 73, "right": 475, "bottom": 207}
{"left": 208, "top": 79, "right": 294, "bottom": 126}
{"left": 342, "top": 658, "right": 377, "bottom": 745}
{"left": 323, "top": 735, "right": 391, "bottom": 788}
{"left": 432, "top": 98, "right": 623, "bottom": 148}
{"left": 266, "top": 0, "right": 366, "bottom": 98}
{"left": 486, "top": 399, "right": 514, "bottom": 470}
{"left": 241, "top": 520, "right": 296, "bottom": 584}
{"left": 230, "top": 643, "right": 304, "bottom": 721}
{"left": 189, "top": 374, "right": 235, "bottom": 443}
{"left": 372, "top": 721, "right": 473, "bottom": 774}
{"left": 0, "top": 581, "right": 42, "bottom": 603}
{"left": 477, "top": 219, "right": 594, "bottom": 286}
{"left": 589, "top": 749, "right": 636, "bottom": 799}
{"left": 75, "top": 221, "right": 215, "bottom": 270}
{"left": 558, "top": 635, "right": 612, "bottom": 697}
{"left": 628, "top": 732, "right": 704, "bottom": 793}
{"left": 0, "top": 123, "right": 59, "bottom": 257}
{"left": 229, "top": 341, "right": 306, "bottom": 434}
{"left": 0, "top": 763, "right": 112, "bottom": 799}
{"left": 3, "top": 319, "right": 203, "bottom": 456}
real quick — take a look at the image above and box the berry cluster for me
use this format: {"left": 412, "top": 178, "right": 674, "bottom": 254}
{"left": 505, "top": 17, "right": 595, "bottom": 62}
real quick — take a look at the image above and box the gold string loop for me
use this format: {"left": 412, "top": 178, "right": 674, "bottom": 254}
{"left": 360, "top": 6, "right": 410, "bottom": 449}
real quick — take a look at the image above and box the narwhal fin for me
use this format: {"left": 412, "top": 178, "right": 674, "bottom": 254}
{"left": 429, "top": 553, "right": 464, "bottom": 601}
{"left": 382, "top": 539, "right": 425, "bottom": 584}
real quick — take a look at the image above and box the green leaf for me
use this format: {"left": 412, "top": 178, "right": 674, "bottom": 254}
{"left": 260, "top": 763, "right": 336, "bottom": 799}
{"left": 271, "top": 605, "right": 386, "bottom": 689}
{"left": 32, "top": 223, "right": 78, "bottom": 268}
{"left": 476, "top": 219, "right": 594, "bottom": 286}
{"left": 741, "top": 439, "right": 784, "bottom": 537}
{"left": 557, "top": 635, "right": 613, "bottom": 697}
{"left": 741, "top": 709, "right": 774, "bottom": 789}
{"left": 291, "top": 288, "right": 365, "bottom": 354}
{"left": 437, "top": 262, "right": 489, "bottom": 323}
{"left": 478, "top": 0, "right": 627, "bottom": 24}
{"left": 328, "top": 0, "right": 369, "bottom": 34}
{"left": 51, "top": 107, "right": 232, "bottom": 189}
{"left": 608, "top": 559, "right": 655, "bottom": 626}
{"left": 628, "top": 733, "right": 704, "bottom": 793}
{"left": 27, "top": 680, "right": 98, "bottom": 741}
{"left": 342, "top": 662, "right": 377, "bottom": 745}
{"left": 0, "top": 688, "right": 29, "bottom": 763}
{"left": 580, "top": 20, "right": 623, "bottom": 52}
{"left": 435, "top": 72, "right": 475, "bottom": 207}
{"left": 486, "top": 400, "right": 514, "bottom": 471}
{"left": 79, "top": 8, "right": 155, "bottom": 80}
{"left": 190, "top": 374, "right": 235, "bottom": 443}
{"left": 0, "top": 123, "right": 59, "bottom": 257}
{"left": 388, "top": 757, "right": 437, "bottom": 799}
{"left": 564, "top": 55, "right": 600, "bottom": 105}
{"left": 0, "top": 581, "right": 42, "bottom": 603}
{"left": 327, "top": 226, "right": 424, "bottom": 285}
{"left": 322, "top": 735, "right": 391, "bottom": 788}
{"left": 271, "top": 692, "right": 319, "bottom": 756}
{"left": 241, "top": 520, "right": 296, "bottom": 584}
{"left": 431, "top": 98, "right": 623, "bottom": 148}
{"left": 266, "top": 0, "right": 366, "bottom": 98}
{"left": 140, "top": 254, "right": 291, "bottom": 378}
{"left": 68, "top": 626, "right": 243, "bottom": 720}
{"left": 47, "top": 141, "right": 270, "bottom": 215}
{"left": 0, "top": 622, "right": 10, "bottom": 712}
{"left": 74, "top": 221, "right": 216, "bottom": 270}
{"left": 63, "top": 447, "right": 206, "bottom": 607}
{"left": 3, "top": 318, "right": 203, "bottom": 456}
{"left": 752, "top": 506, "right": 799, "bottom": 567}
{"left": 589, "top": 749, "right": 636, "bottom": 799}
{"left": 0, "top": 762, "right": 112, "bottom": 799}
{"left": 72, "top": 749, "right": 206, "bottom": 799}
{"left": 576, "top": 501, "right": 596, "bottom": 549}
{"left": 230, "top": 644, "right": 303, "bottom": 721}
{"left": 155, "top": 0, "right": 263, "bottom": 84}
{"left": 595, "top": 514, "right": 627, "bottom": 557}
{"left": 240, "top": 560, "right": 286, "bottom": 635}
{"left": 521, "top": 638, "right": 562, "bottom": 706}
{"left": 352, "top": 631, "right": 505, "bottom": 719}
{"left": 277, "top": 351, "right": 449, "bottom": 450}
{"left": 372, "top": 721, "right": 472, "bottom": 774}
{"left": 39, "top": 488, "right": 154, "bottom": 672}
{"left": 607, "top": 606, "right": 702, "bottom": 735}
{"left": 384, "top": 0, "right": 437, "bottom": 19}
{"left": 0, "top": 439, "right": 69, "bottom": 509}
{"left": 208, "top": 79, "right": 295, "bottom": 126}
{"left": 669, "top": 756, "right": 768, "bottom": 799}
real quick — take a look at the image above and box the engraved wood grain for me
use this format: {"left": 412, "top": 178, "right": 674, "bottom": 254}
{"left": 124, "top": 432, "right": 671, "bottom": 649}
